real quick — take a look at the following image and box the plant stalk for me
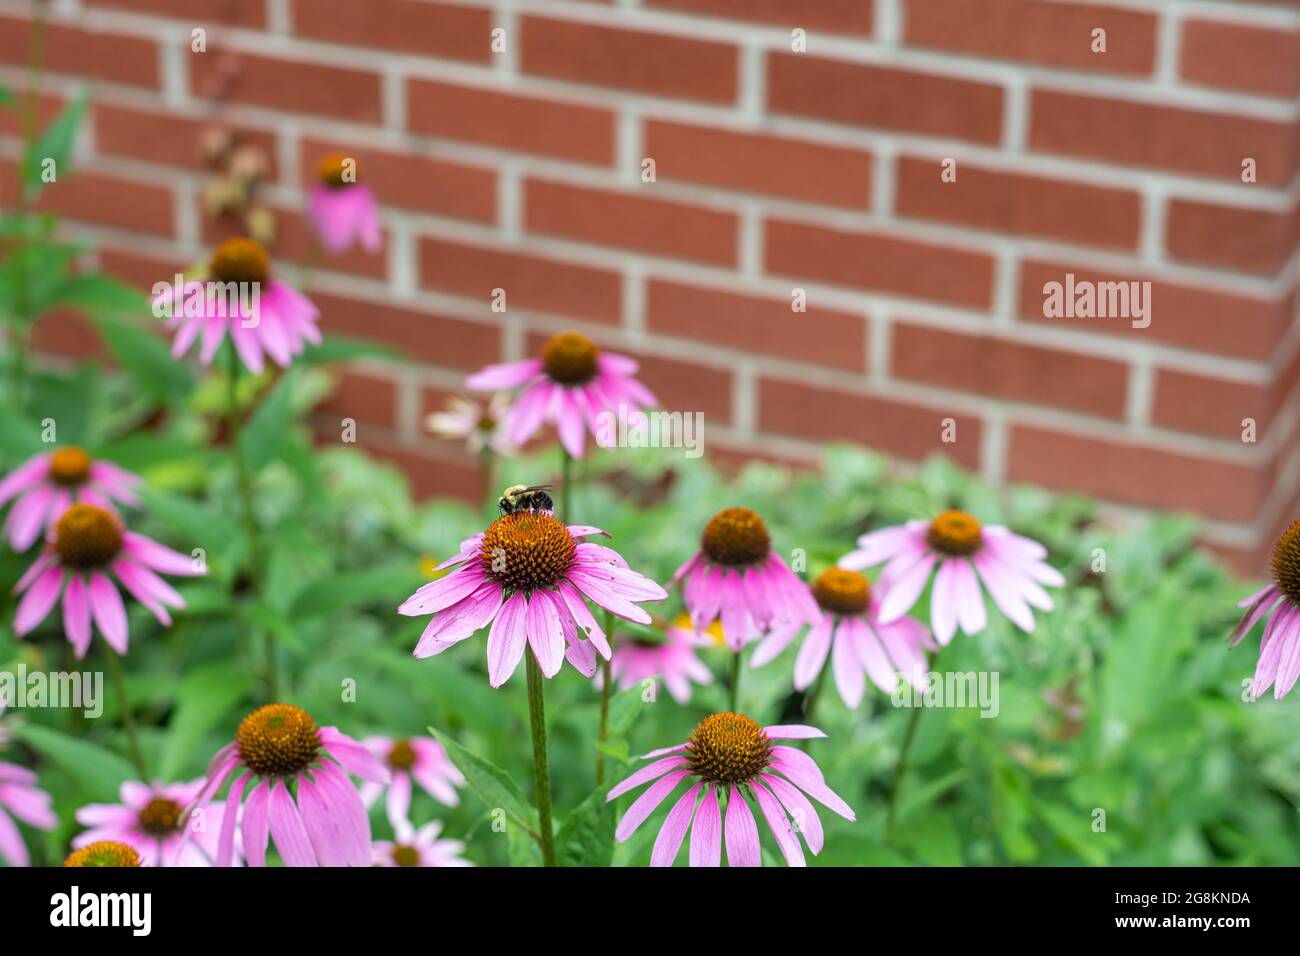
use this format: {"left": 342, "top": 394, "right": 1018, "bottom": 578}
{"left": 103, "top": 645, "right": 147, "bottom": 781}
{"left": 525, "top": 653, "right": 558, "bottom": 866}
{"left": 226, "top": 348, "right": 275, "bottom": 700}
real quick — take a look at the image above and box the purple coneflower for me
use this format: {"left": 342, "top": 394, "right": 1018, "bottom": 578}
{"left": 602, "top": 616, "right": 714, "bottom": 705}
{"left": 308, "top": 153, "right": 381, "bottom": 254}
{"left": 0, "top": 705, "right": 56, "bottom": 868}
{"left": 840, "top": 510, "right": 1062, "bottom": 641}
{"left": 157, "top": 237, "right": 321, "bottom": 374}
{"left": 372, "top": 818, "right": 472, "bottom": 868}
{"left": 0, "top": 447, "right": 140, "bottom": 552}
{"left": 465, "top": 331, "right": 656, "bottom": 459}
{"left": 74, "top": 778, "right": 235, "bottom": 867}
{"left": 1230, "top": 518, "right": 1300, "bottom": 700}
{"left": 426, "top": 394, "right": 514, "bottom": 455}
{"left": 64, "top": 841, "right": 142, "bottom": 867}
{"left": 193, "top": 704, "right": 389, "bottom": 867}
{"left": 14, "top": 503, "right": 204, "bottom": 658}
{"left": 399, "top": 507, "right": 667, "bottom": 687}
{"left": 674, "top": 507, "right": 819, "bottom": 650}
{"left": 751, "top": 568, "right": 933, "bottom": 708}
{"left": 359, "top": 735, "right": 463, "bottom": 827}
{"left": 608, "top": 713, "right": 854, "bottom": 867}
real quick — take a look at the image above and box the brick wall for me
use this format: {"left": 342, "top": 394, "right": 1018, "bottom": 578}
{"left": 0, "top": 0, "right": 1297, "bottom": 573}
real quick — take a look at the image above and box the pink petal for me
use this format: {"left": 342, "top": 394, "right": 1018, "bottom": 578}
{"left": 689, "top": 784, "right": 722, "bottom": 867}
{"left": 723, "top": 786, "right": 760, "bottom": 867}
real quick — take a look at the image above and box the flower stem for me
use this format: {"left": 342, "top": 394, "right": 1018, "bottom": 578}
{"left": 226, "top": 348, "right": 275, "bottom": 700}
{"left": 478, "top": 446, "right": 496, "bottom": 518}
{"left": 595, "top": 610, "right": 614, "bottom": 787}
{"left": 560, "top": 449, "right": 573, "bottom": 520}
{"left": 728, "top": 650, "right": 742, "bottom": 712}
{"left": 883, "top": 699, "right": 923, "bottom": 844}
{"left": 803, "top": 650, "right": 831, "bottom": 724}
{"left": 103, "top": 646, "right": 147, "bottom": 781}
{"left": 525, "top": 653, "right": 558, "bottom": 866}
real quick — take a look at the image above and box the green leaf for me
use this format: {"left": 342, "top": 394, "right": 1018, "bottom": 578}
{"left": 606, "top": 685, "right": 649, "bottom": 738}
{"left": 239, "top": 368, "right": 296, "bottom": 472}
{"left": 56, "top": 273, "right": 146, "bottom": 316}
{"left": 22, "top": 89, "right": 89, "bottom": 196}
{"left": 557, "top": 788, "right": 616, "bottom": 867}
{"left": 428, "top": 726, "right": 539, "bottom": 837}
{"left": 157, "top": 664, "right": 253, "bottom": 779}
{"left": 13, "top": 723, "right": 134, "bottom": 800}
{"left": 92, "top": 316, "right": 193, "bottom": 402}
{"left": 300, "top": 336, "right": 404, "bottom": 365}
{"left": 1035, "top": 802, "right": 1108, "bottom": 866}
{"left": 290, "top": 563, "right": 422, "bottom": 620}
{"left": 0, "top": 86, "right": 13, "bottom": 108}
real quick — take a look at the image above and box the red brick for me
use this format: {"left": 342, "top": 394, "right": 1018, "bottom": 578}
{"left": 99, "top": 248, "right": 187, "bottom": 290}
{"left": 298, "top": 136, "right": 495, "bottom": 224}
{"left": 891, "top": 322, "right": 1129, "bottom": 418}
{"left": 1018, "top": 260, "right": 1291, "bottom": 362}
{"left": 291, "top": 0, "right": 491, "bottom": 63}
{"left": 768, "top": 53, "right": 1003, "bottom": 144}
{"left": 633, "top": 353, "right": 734, "bottom": 424}
{"left": 759, "top": 378, "right": 983, "bottom": 468}
{"left": 84, "top": 0, "right": 265, "bottom": 25}
{"left": 524, "top": 179, "right": 738, "bottom": 266}
{"left": 0, "top": 161, "right": 174, "bottom": 237}
{"left": 905, "top": 0, "right": 1156, "bottom": 75}
{"left": 1181, "top": 19, "right": 1300, "bottom": 99}
{"left": 520, "top": 17, "right": 738, "bottom": 104}
{"left": 646, "top": 279, "right": 866, "bottom": 371}
{"left": 645, "top": 120, "right": 872, "bottom": 207}
{"left": 764, "top": 219, "right": 995, "bottom": 308}
{"left": 310, "top": 291, "right": 499, "bottom": 370}
{"left": 1152, "top": 370, "right": 1274, "bottom": 441}
{"left": 645, "top": 0, "right": 873, "bottom": 35}
{"left": 31, "top": 311, "right": 107, "bottom": 363}
{"left": 1029, "top": 89, "right": 1297, "bottom": 186}
{"left": 316, "top": 369, "right": 398, "bottom": 430}
{"left": 419, "top": 238, "right": 622, "bottom": 326}
{"left": 0, "top": 14, "right": 158, "bottom": 89}
{"left": 1165, "top": 199, "right": 1297, "bottom": 276}
{"left": 407, "top": 80, "right": 615, "bottom": 166}
{"left": 200, "top": 205, "right": 387, "bottom": 281}
{"left": 357, "top": 441, "right": 480, "bottom": 502}
{"left": 190, "top": 49, "right": 382, "bottom": 123}
{"left": 96, "top": 103, "right": 279, "bottom": 178}
{"left": 524, "top": 332, "right": 734, "bottom": 423}
{"left": 895, "top": 156, "right": 1140, "bottom": 249}
{"left": 0, "top": 93, "right": 65, "bottom": 138}
{"left": 1007, "top": 425, "right": 1265, "bottom": 522}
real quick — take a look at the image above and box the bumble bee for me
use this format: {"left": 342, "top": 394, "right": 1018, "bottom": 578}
{"left": 498, "top": 484, "right": 555, "bottom": 515}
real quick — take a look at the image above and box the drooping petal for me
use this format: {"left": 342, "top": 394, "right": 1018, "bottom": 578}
{"left": 487, "top": 591, "right": 530, "bottom": 687}
{"left": 267, "top": 780, "right": 317, "bottom": 867}
{"left": 650, "top": 783, "right": 700, "bottom": 867}
{"left": 723, "top": 786, "right": 760, "bottom": 867}
{"left": 752, "top": 779, "right": 805, "bottom": 867}
{"left": 689, "top": 784, "right": 722, "bottom": 867}
{"left": 614, "top": 769, "right": 690, "bottom": 843}
{"left": 606, "top": 755, "right": 688, "bottom": 801}
{"left": 14, "top": 565, "right": 64, "bottom": 637}
{"left": 88, "top": 572, "right": 129, "bottom": 655}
